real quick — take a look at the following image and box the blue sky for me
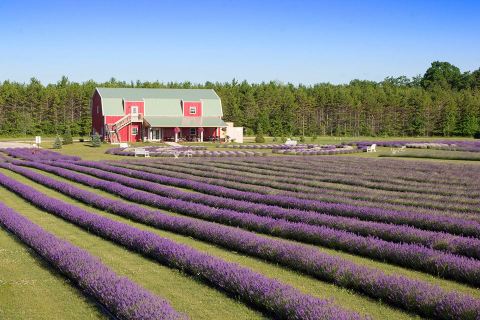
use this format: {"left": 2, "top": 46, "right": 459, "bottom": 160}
{"left": 1, "top": 0, "right": 479, "bottom": 84}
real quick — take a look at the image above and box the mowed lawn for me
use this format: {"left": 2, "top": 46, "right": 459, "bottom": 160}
{"left": 1, "top": 141, "right": 480, "bottom": 319}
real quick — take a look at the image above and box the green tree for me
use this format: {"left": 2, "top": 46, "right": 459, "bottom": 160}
{"left": 52, "top": 135, "right": 62, "bottom": 149}
{"left": 254, "top": 123, "right": 265, "bottom": 143}
{"left": 421, "top": 61, "right": 463, "bottom": 90}
{"left": 91, "top": 132, "right": 102, "bottom": 147}
{"left": 63, "top": 126, "right": 73, "bottom": 144}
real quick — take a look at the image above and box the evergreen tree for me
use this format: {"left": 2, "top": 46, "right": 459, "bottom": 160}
{"left": 91, "top": 132, "right": 101, "bottom": 147}
{"left": 255, "top": 123, "right": 265, "bottom": 143}
{"left": 62, "top": 126, "right": 73, "bottom": 144}
{"left": 52, "top": 135, "right": 62, "bottom": 149}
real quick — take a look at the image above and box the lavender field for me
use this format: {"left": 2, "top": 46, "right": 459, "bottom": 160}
{"left": 1, "top": 148, "right": 480, "bottom": 319}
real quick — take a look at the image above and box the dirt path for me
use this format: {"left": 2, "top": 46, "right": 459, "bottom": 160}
{"left": 0, "top": 142, "right": 35, "bottom": 149}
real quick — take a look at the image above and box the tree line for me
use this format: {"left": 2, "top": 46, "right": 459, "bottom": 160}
{"left": 0, "top": 61, "right": 479, "bottom": 137}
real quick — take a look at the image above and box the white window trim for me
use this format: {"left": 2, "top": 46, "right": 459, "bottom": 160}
{"left": 189, "top": 106, "right": 197, "bottom": 114}
{"left": 132, "top": 127, "right": 138, "bottom": 135}
{"left": 131, "top": 106, "right": 138, "bottom": 114}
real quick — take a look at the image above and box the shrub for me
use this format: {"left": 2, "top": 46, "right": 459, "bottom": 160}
{"left": 281, "top": 136, "right": 287, "bottom": 143}
{"left": 255, "top": 134, "right": 265, "bottom": 143}
{"left": 62, "top": 127, "right": 73, "bottom": 145}
{"left": 91, "top": 133, "right": 102, "bottom": 147}
{"left": 300, "top": 136, "right": 306, "bottom": 143}
{"left": 311, "top": 135, "right": 318, "bottom": 142}
{"left": 52, "top": 136, "right": 62, "bottom": 149}
{"left": 474, "top": 132, "right": 480, "bottom": 139}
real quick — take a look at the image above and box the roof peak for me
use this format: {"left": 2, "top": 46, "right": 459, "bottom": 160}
{"left": 95, "top": 87, "right": 220, "bottom": 100}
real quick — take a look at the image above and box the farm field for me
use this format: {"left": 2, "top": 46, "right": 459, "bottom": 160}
{"left": 1, "top": 147, "right": 480, "bottom": 319}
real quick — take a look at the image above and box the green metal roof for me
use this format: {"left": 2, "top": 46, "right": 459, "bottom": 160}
{"left": 144, "top": 116, "right": 227, "bottom": 127}
{"left": 95, "top": 88, "right": 223, "bottom": 117}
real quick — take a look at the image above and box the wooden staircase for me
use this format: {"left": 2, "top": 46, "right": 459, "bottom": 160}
{"left": 105, "top": 124, "right": 120, "bottom": 144}
{"left": 105, "top": 114, "right": 144, "bottom": 143}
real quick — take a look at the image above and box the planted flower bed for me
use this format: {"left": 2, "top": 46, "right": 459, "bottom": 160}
{"left": 350, "top": 140, "right": 480, "bottom": 152}
{"left": 0, "top": 148, "right": 80, "bottom": 161}
{"left": 106, "top": 146, "right": 266, "bottom": 157}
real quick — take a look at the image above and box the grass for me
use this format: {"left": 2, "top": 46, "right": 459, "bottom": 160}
{"left": 0, "top": 168, "right": 424, "bottom": 320}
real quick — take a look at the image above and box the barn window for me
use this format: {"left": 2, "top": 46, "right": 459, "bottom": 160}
{"left": 189, "top": 106, "right": 197, "bottom": 114}
{"left": 132, "top": 128, "right": 138, "bottom": 135}
{"left": 190, "top": 128, "right": 196, "bottom": 135}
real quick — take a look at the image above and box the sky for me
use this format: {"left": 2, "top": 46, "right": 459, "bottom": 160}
{"left": 0, "top": 0, "right": 479, "bottom": 85}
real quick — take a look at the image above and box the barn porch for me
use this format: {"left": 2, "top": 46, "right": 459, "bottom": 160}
{"left": 146, "top": 127, "right": 221, "bottom": 142}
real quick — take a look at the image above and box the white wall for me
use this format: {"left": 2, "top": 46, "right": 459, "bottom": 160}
{"left": 221, "top": 122, "right": 243, "bottom": 143}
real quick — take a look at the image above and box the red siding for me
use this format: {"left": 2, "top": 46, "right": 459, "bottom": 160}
{"left": 113, "top": 123, "right": 142, "bottom": 142}
{"left": 130, "top": 123, "right": 142, "bottom": 142}
{"left": 124, "top": 101, "right": 144, "bottom": 115}
{"left": 105, "top": 115, "right": 124, "bottom": 123}
{"left": 91, "top": 90, "right": 104, "bottom": 136}
{"left": 183, "top": 101, "right": 202, "bottom": 117}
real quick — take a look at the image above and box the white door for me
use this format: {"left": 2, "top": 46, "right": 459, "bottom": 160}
{"left": 131, "top": 106, "right": 138, "bottom": 121}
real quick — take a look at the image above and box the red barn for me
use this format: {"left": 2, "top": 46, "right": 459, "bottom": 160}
{"left": 91, "top": 88, "right": 227, "bottom": 143}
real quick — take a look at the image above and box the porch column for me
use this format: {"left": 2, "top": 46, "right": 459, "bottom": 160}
{"left": 198, "top": 127, "right": 204, "bottom": 142}
{"left": 174, "top": 127, "right": 180, "bottom": 142}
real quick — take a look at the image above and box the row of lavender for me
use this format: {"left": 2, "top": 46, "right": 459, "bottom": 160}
{"left": 217, "top": 144, "right": 334, "bottom": 149}
{"left": 271, "top": 147, "right": 360, "bottom": 155}
{"left": 216, "top": 143, "right": 363, "bottom": 155}
{"left": 0, "top": 169, "right": 364, "bottom": 320}
{"left": 106, "top": 147, "right": 267, "bottom": 157}
{"left": 349, "top": 140, "right": 480, "bottom": 152}
{"left": 2, "top": 161, "right": 479, "bottom": 319}
{"left": 0, "top": 148, "right": 80, "bottom": 162}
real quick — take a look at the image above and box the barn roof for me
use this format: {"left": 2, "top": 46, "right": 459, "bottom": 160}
{"left": 96, "top": 87, "right": 219, "bottom": 100}
{"left": 144, "top": 116, "right": 227, "bottom": 127}
{"left": 95, "top": 87, "right": 223, "bottom": 117}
